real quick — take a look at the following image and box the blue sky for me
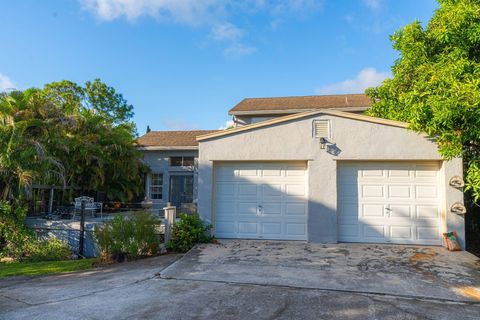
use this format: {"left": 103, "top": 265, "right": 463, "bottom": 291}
{"left": 0, "top": 0, "right": 438, "bottom": 134}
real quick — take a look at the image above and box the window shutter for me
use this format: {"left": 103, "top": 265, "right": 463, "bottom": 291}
{"left": 314, "top": 120, "right": 330, "bottom": 138}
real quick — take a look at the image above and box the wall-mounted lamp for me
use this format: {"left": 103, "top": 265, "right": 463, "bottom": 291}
{"left": 319, "top": 137, "right": 327, "bottom": 149}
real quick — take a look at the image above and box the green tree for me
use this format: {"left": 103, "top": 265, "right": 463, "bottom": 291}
{"left": 0, "top": 89, "right": 65, "bottom": 202}
{"left": 366, "top": 0, "right": 480, "bottom": 203}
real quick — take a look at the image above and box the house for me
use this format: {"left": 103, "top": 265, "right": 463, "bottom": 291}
{"left": 138, "top": 94, "right": 466, "bottom": 248}
{"left": 137, "top": 130, "right": 218, "bottom": 211}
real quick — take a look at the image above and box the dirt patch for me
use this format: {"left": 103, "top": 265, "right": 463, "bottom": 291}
{"left": 455, "top": 286, "right": 480, "bottom": 301}
{"left": 409, "top": 251, "right": 437, "bottom": 263}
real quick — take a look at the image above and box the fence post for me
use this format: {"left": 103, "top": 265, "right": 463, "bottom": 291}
{"left": 79, "top": 199, "right": 86, "bottom": 258}
{"left": 163, "top": 206, "right": 176, "bottom": 247}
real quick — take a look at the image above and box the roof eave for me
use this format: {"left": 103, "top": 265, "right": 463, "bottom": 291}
{"left": 137, "top": 146, "right": 199, "bottom": 151}
{"left": 197, "top": 110, "right": 408, "bottom": 142}
{"left": 228, "top": 106, "right": 370, "bottom": 116}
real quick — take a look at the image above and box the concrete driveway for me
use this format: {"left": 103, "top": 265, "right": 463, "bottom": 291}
{"left": 1, "top": 240, "right": 480, "bottom": 320}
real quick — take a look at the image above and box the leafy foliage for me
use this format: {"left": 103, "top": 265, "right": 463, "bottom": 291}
{"left": 0, "top": 201, "right": 71, "bottom": 261}
{"left": 0, "top": 79, "right": 146, "bottom": 203}
{"left": 167, "top": 214, "right": 213, "bottom": 253}
{"left": 366, "top": 0, "right": 480, "bottom": 203}
{"left": 94, "top": 212, "right": 161, "bottom": 262}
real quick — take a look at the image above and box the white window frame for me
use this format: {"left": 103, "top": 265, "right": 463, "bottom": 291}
{"left": 149, "top": 173, "right": 163, "bottom": 200}
{"left": 169, "top": 156, "right": 195, "bottom": 167}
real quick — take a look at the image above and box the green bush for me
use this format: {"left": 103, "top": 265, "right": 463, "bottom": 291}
{"left": 24, "top": 238, "right": 71, "bottom": 262}
{"left": 167, "top": 213, "right": 213, "bottom": 253}
{"left": 1, "top": 201, "right": 72, "bottom": 262}
{"left": 94, "top": 211, "right": 161, "bottom": 262}
{"left": 0, "top": 202, "right": 35, "bottom": 260}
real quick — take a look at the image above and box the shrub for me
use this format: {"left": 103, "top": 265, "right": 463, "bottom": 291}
{"left": 23, "top": 238, "right": 71, "bottom": 262}
{"left": 0, "top": 202, "right": 35, "bottom": 260}
{"left": 94, "top": 211, "right": 161, "bottom": 262}
{"left": 167, "top": 213, "right": 213, "bottom": 253}
{"left": 0, "top": 201, "right": 72, "bottom": 262}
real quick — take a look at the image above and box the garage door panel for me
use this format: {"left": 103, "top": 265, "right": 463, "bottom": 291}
{"left": 362, "top": 185, "right": 384, "bottom": 198}
{"left": 338, "top": 161, "right": 442, "bottom": 245}
{"left": 363, "top": 225, "right": 386, "bottom": 240}
{"left": 238, "top": 202, "right": 257, "bottom": 216}
{"left": 262, "top": 203, "right": 282, "bottom": 216}
{"left": 216, "top": 222, "right": 235, "bottom": 235}
{"left": 416, "top": 205, "right": 439, "bottom": 219}
{"left": 388, "top": 166, "right": 411, "bottom": 178}
{"left": 238, "top": 222, "right": 258, "bottom": 235}
{"left": 238, "top": 183, "right": 258, "bottom": 197}
{"left": 216, "top": 201, "right": 236, "bottom": 217}
{"left": 388, "top": 185, "right": 412, "bottom": 199}
{"left": 262, "top": 184, "right": 282, "bottom": 197}
{"left": 362, "top": 204, "right": 384, "bottom": 217}
{"left": 361, "top": 168, "right": 384, "bottom": 178}
{"left": 216, "top": 183, "right": 235, "bottom": 197}
{"left": 417, "top": 227, "right": 440, "bottom": 240}
{"left": 389, "top": 204, "right": 411, "bottom": 218}
{"left": 415, "top": 185, "right": 438, "bottom": 199}
{"left": 338, "top": 183, "right": 358, "bottom": 200}
{"left": 262, "top": 223, "right": 282, "bottom": 236}
{"left": 390, "top": 226, "right": 412, "bottom": 240}
{"left": 286, "top": 184, "right": 306, "bottom": 197}
{"left": 286, "top": 223, "right": 306, "bottom": 236}
{"left": 286, "top": 203, "right": 307, "bottom": 216}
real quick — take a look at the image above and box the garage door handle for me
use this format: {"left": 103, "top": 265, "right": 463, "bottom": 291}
{"left": 257, "top": 205, "right": 263, "bottom": 216}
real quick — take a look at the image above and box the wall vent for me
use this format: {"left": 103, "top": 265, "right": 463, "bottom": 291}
{"left": 313, "top": 120, "right": 330, "bottom": 138}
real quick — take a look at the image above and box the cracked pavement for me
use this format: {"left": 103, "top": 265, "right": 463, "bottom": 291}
{"left": 1, "top": 241, "right": 480, "bottom": 319}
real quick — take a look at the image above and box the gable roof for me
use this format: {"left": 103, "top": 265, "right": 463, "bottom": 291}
{"left": 229, "top": 94, "right": 372, "bottom": 115}
{"left": 197, "top": 109, "right": 408, "bottom": 142}
{"left": 137, "top": 130, "right": 220, "bottom": 150}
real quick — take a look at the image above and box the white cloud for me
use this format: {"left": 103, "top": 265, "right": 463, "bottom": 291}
{"left": 315, "top": 68, "right": 389, "bottom": 95}
{"left": 81, "top": 0, "right": 221, "bottom": 25}
{"left": 81, "top": 0, "right": 324, "bottom": 57}
{"left": 363, "top": 0, "right": 381, "bottom": 10}
{"left": 219, "top": 119, "right": 234, "bottom": 130}
{"left": 0, "top": 73, "right": 15, "bottom": 92}
{"left": 210, "top": 23, "right": 244, "bottom": 42}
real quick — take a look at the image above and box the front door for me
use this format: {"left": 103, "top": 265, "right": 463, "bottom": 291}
{"left": 169, "top": 175, "right": 194, "bottom": 209}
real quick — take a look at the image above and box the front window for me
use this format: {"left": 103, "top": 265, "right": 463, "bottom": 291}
{"left": 170, "top": 156, "right": 194, "bottom": 167}
{"left": 149, "top": 173, "right": 163, "bottom": 199}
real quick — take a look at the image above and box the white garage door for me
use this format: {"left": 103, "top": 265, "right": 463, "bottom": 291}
{"left": 215, "top": 162, "right": 308, "bottom": 240}
{"left": 338, "top": 162, "right": 442, "bottom": 245}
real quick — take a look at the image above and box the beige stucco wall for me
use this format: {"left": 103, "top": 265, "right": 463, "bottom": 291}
{"left": 198, "top": 113, "right": 465, "bottom": 247}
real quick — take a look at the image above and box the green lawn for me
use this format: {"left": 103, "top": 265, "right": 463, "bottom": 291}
{"left": 0, "top": 259, "right": 97, "bottom": 278}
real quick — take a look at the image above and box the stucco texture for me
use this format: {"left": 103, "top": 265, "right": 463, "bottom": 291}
{"left": 197, "top": 113, "right": 465, "bottom": 247}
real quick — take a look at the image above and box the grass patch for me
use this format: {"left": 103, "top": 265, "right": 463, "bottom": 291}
{"left": 0, "top": 259, "right": 97, "bottom": 278}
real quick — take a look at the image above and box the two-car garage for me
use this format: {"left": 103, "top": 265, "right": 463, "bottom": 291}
{"left": 197, "top": 110, "right": 464, "bottom": 247}
{"left": 213, "top": 160, "right": 443, "bottom": 245}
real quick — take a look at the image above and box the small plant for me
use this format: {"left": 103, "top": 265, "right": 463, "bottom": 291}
{"left": 94, "top": 211, "right": 161, "bottom": 262}
{"left": 167, "top": 213, "right": 213, "bottom": 253}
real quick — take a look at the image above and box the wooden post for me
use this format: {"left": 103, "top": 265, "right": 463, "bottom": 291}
{"left": 79, "top": 200, "right": 86, "bottom": 258}
{"left": 48, "top": 186, "right": 54, "bottom": 214}
{"left": 163, "top": 206, "right": 176, "bottom": 246}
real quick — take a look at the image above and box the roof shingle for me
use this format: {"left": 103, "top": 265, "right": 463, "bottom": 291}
{"left": 229, "top": 94, "right": 372, "bottom": 114}
{"left": 137, "top": 130, "right": 219, "bottom": 148}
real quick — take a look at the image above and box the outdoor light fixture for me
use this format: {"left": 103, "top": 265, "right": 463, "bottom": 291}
{"left": 319, "top": 137, "right": 327, "bottom": 149}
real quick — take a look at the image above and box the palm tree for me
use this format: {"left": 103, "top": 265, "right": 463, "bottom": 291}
{"left": 0, "top": 90, "right": 64, "bottom": 202}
